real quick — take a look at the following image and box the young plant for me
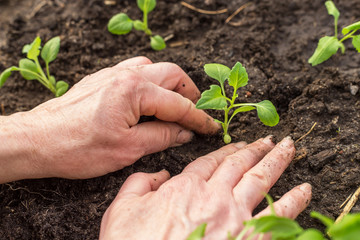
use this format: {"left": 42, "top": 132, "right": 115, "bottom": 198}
{"left": 195, "top": 62, "right": 279, "bottom": 144}
{"left": 308, "top": 0, "right": 360, "bottom": 66}
{"left": 107, "top": 0, "right": 166, "bottom": 51}
{"left": 0, "top": 36, "right": 68, "bottom": 97}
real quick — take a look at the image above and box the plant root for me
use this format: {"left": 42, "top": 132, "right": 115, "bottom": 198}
{"left": 335, "top": 186, "right": 360, "bottom": 223}
{"left": 181, "top": 1, "right": 228, "bottom": 15}
{"left": 225, "top": 2, "right": 252, "bottom": 24}
{"left": 295, "top": 122, "right": 317, "bottom": 144}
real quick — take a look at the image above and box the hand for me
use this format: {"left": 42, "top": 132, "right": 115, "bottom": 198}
{"left": 0, "top": 57, "right": 219, "bottom": 182}
{"left": 99, "top": 136, "right": 312, "bottom": 240}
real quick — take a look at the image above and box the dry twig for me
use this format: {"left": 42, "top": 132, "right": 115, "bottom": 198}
{"left": 335, "top": 186, "right": 360, "bottom": 223}
{"left": 295, "top": 122, "right": 317, "bottom": 144}
{"left": 225, "top": 2, "right": 252, "bottom": 24}
{"left": 181, "top": 1, "right": 228, "bottom": 15}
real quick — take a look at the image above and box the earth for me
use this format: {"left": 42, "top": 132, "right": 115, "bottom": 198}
{"left": 1, "top": 0, "right": 360, "bottom": 239}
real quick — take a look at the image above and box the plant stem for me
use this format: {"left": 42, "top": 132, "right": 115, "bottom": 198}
{"left": 143, "top": 0, "right": 152, "bottom": 35}
{"left": 334, "top": 18, "right": 338, "bottom": 37}
{"left": 45, "top": 62, "right": 51, "bottom": 80}
{"left": 340, "top": 30, "right": 357, "bottom": 42}
{"left": 15, "top": 68, "right": 48, "bottom": 86}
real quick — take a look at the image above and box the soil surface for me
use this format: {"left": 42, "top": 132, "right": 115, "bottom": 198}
{"left": 1, "top": 0, "right": 360, "bottom": 239}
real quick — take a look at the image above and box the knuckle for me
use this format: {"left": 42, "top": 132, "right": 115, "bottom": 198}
{"left": 136, "top": 56, "right": 152, "bottom": 65}
{"left": 243, "top": 170, "right": 270, "bottom": 189}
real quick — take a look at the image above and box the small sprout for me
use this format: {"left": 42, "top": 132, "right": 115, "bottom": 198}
{"left": 308, "top": 1, "right": 360, "bottom": 66}
{"left": 107, "top": 0, "right": 166, "bottom": 51}
{"left": 0, "top": 36, "right": 68, "bottom": 97}
{"left": 196, "top": 62, "right": 279, "bottom": 144}
{"left": 186, "top": 223, "right": 207, "bottom": 240}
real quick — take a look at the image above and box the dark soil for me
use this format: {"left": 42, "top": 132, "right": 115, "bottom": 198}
{"left": 1, "top": 0, "right": 360, "bottom": 239}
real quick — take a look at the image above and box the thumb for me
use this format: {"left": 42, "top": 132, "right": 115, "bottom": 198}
{"left": 130, "top": 120, "right": 194, "bottom": 156}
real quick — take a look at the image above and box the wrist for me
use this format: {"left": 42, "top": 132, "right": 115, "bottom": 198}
{"left": 0, "top": 112, "right": 46, "bottom": 183}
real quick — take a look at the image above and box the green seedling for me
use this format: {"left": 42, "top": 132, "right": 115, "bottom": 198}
{"left": 0, "top": 36, "right": 68, "bottom": 97}
{"left": 308, "top": 0, "right": 360, "bottom": 66}
{"left": 107, "top": 0, "right": 166, "bottom": 51}
{"left": 195, "top": 62, "right": 279, "bottom": 144}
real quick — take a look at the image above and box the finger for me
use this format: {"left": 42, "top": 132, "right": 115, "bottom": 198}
{"left": 255, "top": 183, "right": 312, "bottom": 219}
{"left": 113, "top": 56, "right": 153, "bottom": 69}
{"left": 129, "top": 121, "right": 194, "bottom": 157}
{"left": 208, "top": 136, "right": 275, "bottom": 188}
{"left": 118, "top": 170, "right": 170, "bottom": 198}
{"left": 234, "top": 136, "right": 296, "bottom": 211}
{"left": 130, "top": 62, "right": 201, "bottom": 103}
{"left": 182, "top": 141, "right": 247, "bottom": 180}
{"left": 139, "top": 82, "right": 220, "bottom": 134}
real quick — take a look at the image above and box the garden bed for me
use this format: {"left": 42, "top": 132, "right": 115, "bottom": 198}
{"left": 0, "top": 0, "right": 360, "bottom": 239}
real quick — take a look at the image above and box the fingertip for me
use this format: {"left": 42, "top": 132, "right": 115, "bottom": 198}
{"left": 172, "top": 130, "right": 194, "bottom": 147}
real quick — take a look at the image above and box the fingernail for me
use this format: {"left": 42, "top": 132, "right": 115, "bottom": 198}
{"left": 299, "top": 183, "right": 312, "bottom": 192}
{"left": 280, "top": 136, "right": 294, "bottom": 148}
{"left": 235, "top": 141, "right": 247, "bottom": 149}
{"left": 176, "top": 130, "right": 194, "bottom": 145}
{"left": 262, "top": 135, "right": 275, "bottom": 146}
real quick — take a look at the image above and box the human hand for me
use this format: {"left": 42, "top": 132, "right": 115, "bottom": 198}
{"left": 0, "top": 57, "right": 219, "bottom": 182}
{"left": 99, "top": 136, "right": 312, "bottom": 240}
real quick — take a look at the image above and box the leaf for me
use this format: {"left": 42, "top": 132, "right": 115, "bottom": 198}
{"left": 22, "top": 44, "right": 32, "bottom": 54}
{"left": 49, "top": 75, "right": 56, "bottom": 87}
{"left": 352, "top": 35, "right": 360, "bottom": 52}
{"left": 232, "top": 106, "right": 256, "bottom": 116}
{"left": 133, "top": 20, "right": 145, "bottom": 31}
{"left": 328, "top": 213, "right": 360, "bottom": 240}
{"left": 0, "top": 67, "right": 17, "bottom": 87}
{"left": 107, "top": 13, "right": 133, "bottom": 35}
{"left": 297, "top": 229, "right": 325, "bottom": 240}
{"left": 310, "top": 211, "right": 334, "bottom": 228}
{"left": 325, "top": 1, "right": 339, "bottom": 23}
{"left": 204, "top": 63, "right": 231, "bottom": 85}
{"left": 27, "top": 36, "right": 41, "bottom": 61}
{"left": 342, "top": 20, "right": 360, "bottom": 35}
{"left": 55, "top": 80, "right": 69, "bottom": 97}
{"left": 196, "top": 85, "right": 227, "bottom": 110}
{"left": 308, "top": 36, "right": 343, "bottom": 66}
{"left": 253, "top": 100, "right": 279, "bottom": 126}
{"left": 186, "top": 223, "right": 207, "bottom": 240}
{"left": 19, "top": 59, "right": 39, "bottom": 80}
{"left": 150, "top": 35, "right": 166, "bottom": 51}
{"left": 228, "top": 62, "right": 248, "bottom": 91}
{"left": 137, "top": 0, "right": 156, "bottom": 13}
{"left": 41, "top": 36, "right": 60, "bottom": 64}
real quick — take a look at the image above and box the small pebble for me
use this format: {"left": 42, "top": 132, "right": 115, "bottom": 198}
{"left": 350, "top": 84, "right": 359, "bottom": 96}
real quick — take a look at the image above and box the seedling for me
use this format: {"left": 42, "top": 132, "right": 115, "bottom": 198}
{"left": 0, "top": 36, "right": 68, "bottom": 97}
{"left": 195, "top": 62, "right": 279, "bottom": 144}
{"left": 308, "top": 0, "right": 360, "bottom": 66}
{"left": 107, "top": 0, "right": 166, "bottom": 51}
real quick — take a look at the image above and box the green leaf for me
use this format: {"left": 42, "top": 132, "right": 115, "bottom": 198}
{"left": 253, "top": 100, "right": 279, "bottom": 126}
{"left": 196, "top": 85, "right": 227, "bottom": 110}
{"left": 186, "top": 223, "right": 206, "bottom": 240}
{"left": 133, "top": 20, "right": 146, "bottom": 31}
{"left": 308, "top": 36, "right": 343, "bottom": 66}
{"left": 352, "top": 35, "right": 360, "bottom": 52}
{"left": 19, "top": 59, "right": 39, "bottom": 80}
{"left": 22, "top": 44, "right": 32, "bottom": 54}
{"left": 41, "top": 36, "right": 60, "bottom": 64}
{"left": 204, "top": 63, "right": 231, "bottom": 85}
{"left": 137, "top": 0, "right": 156, "bottom": 13}
{"left": 150, "top": 35, "right": 166, "bottom": 51}
{"left": 108, "top": 13, "right": 133, "bottom": 35}
{"left": 27, "top": 36, "right": 41, "bottom": 61}
{"left": 49, "top": 75, "right": 56, "bottom": 87}
{"left": 325, "top": 1, "right": 339, "bottom": 23}
{"left": 342, "top": 20, "right": 360, "bottom": 35}
{"left": 297, "top": 229, "right": 325, "bottom": 240}
{"left": 328, "top": 213, "right": 360, "bottom": 240}
{"left": 310, "top": 211, "right": 334, "bottom": 228}
{"left": 228, "top": 62, "right": 248, "bottom": 91}
{"left": 55, "top": 80, "right": 69, "bottom": 97}
{"left": 0, "top": 67, "right": 17, "bottom": 87}
{"left": 232, "top": 106, "right": 256, "bottom": 116}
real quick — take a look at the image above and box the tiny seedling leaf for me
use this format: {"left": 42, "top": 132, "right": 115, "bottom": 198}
{"left": 352, "top": 35, "right": 360, "bottom": 52}
{"left": 342, "top": 20, "right": 360, "bottom": 35}
{"left": 133, "top": 20, "right": 146, "bottom": 31}
{"left": 41, "top": 36, "right": 60, "bottom": 64}
{"left": 196, "top": 85, "right": 227, "bottom": 110}
{"left": 186, "top": 223, "right": 207, "bottom": 240}
{"left": 150, "top": 35, "right": 166, "bottom": 51}
{"left": 228, "top": 62, "right": 248, "bottom": 91}
{"left": 22, "top": 44, "right": 32, "bottom": 54}
{"left": 325, "top": 1, "right": 339, "bottom": 23}
{"left": 253, "top": 100, "right": 279, "bottom": 126}
{"left": 310, "top": 211, "right": 335, "bottom": 229}
{"left": 19, "top": 59, "right": 39, "bottom": 80}
{"left": 308, "top": 36, "right": 343, "bottom": 66}
{"left": 27, "top": 36, "right": 41, "bottom": 61}
{"left": 327, "top": 213, "right": 360, "bottom": 240}
{"left": 137, "top": 0, "right": 156, "bottom": 13}
{"left": 55, "top": 80, "right": 69, "bottom": 97}
{"left": 204, "top": 63, "right": 231, "bottom": 85}
{"left": 297, "top": 229, "right": 325, "bottom": 240}
{"left": 108, "top": 13, "right": 133, "bottom": 35}
{"left": 49, "top": 75, "right": 56, "bottom": 87}
{"left": 0, "top": 67, "right": 17, "bottom": 87}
